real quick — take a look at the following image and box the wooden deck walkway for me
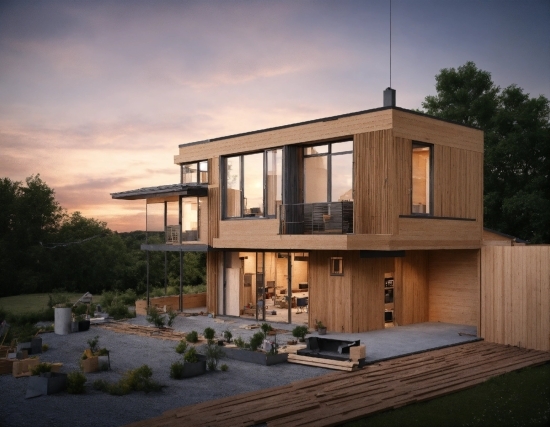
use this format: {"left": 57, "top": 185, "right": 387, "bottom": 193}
{"left": 125, "top": 341, "right": 550, "bottom": 427}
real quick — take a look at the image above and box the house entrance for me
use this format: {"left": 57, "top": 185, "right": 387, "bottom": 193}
{"left": 222, "top": 251, "right": 309, "bottom": 324}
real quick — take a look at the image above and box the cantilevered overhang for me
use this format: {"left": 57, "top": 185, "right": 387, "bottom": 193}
{"left": 111, "top": 183, "right": 208, "bottom": 200}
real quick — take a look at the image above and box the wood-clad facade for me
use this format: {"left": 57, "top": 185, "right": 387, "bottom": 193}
{"left": 173, "top": 106, "right": 486, "bottom": 334}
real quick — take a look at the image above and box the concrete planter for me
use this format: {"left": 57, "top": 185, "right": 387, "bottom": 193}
{"left": 54, "top": 307, "right": 72, "bottom": 335}
{"left": 31, "top": 337, "right": 42, "bottom": 355}
{"left": 182, "top": 354, "right": 207, "bottom": 378}
{"left": 26, "top": 372, "right": 68, "bottom": 398}
{"left": 224, "top": 347, "right": 288, "bottom": 366}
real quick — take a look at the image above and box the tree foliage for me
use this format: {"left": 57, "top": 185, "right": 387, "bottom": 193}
{"left": 0, "top": 176, "right": 206, "bottom": 297}
{"left": 422, "top": 62, "right": 550, "bottom": 243}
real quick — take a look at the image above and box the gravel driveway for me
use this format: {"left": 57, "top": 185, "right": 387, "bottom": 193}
{"left": 0, "top": 315, "right": 330, "bottom": 427}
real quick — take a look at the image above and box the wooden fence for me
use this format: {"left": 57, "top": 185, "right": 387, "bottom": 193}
{"left": 481, "top": 246, "right": 550, "bottom": 351}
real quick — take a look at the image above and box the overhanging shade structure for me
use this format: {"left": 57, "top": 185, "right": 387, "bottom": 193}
{"left": 110, "top": 183, "right": 208, "bottom": 200}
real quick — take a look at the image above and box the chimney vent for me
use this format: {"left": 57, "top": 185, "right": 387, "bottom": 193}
{"left": 383, "top": 87, "right": 396, "bottom": 107}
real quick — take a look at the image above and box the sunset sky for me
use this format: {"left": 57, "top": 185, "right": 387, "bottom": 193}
{"left": 1, "top": 0, "right": 549, "bottom": 232}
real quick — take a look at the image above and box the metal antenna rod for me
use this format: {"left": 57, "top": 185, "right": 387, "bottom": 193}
{"left": 390, "top": 0, "right": 392, "bottom": 88}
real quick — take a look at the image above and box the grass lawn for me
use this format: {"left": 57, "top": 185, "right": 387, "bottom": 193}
{"left": 344, "top": 363, "right": 550, "bottom": 427}
{"left": 0, "top": 292, "right": 84, "bottom": 314}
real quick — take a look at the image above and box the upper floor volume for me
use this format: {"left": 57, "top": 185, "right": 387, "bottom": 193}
{"left": 112, "top": 101, "right": 484, "bottom": 252}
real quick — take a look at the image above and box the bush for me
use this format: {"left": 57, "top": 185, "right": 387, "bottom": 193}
{"left": 170, "top": 361, "right": 185, "bottom": 379}
{"left": 234, "top": 336, "right": 246, "bottom": 349}
{"left": 166, "top": 309, "right": 178, "bottom": 327}
{"left": 220, "top": 364, "right": 228, "bottom": 372}
{"left": 146, "top": 306, "right": 165, "bottom": 328}
{"left": 223, "top": 330, "right": 232, "bottom": 343}
{"left": 118, "top": 288, "right": 137, "bottom": 306}
{"left": 186, "top": 330, "right": 198, "bottom": 343}
{"left": 204, "top": 341, "right": 225, "bottom": 371}
{"left": 92, "top": 365, "right": 163, "bottom": 395}
{"left": 30, "top": 362, "right": 52, "bottom": 376}
{"left": 292, "top": 325, "right": 309, "bottom": 340}
{"left": 175, "top": 340, "right": 188, "bottom": 355}
{"left": 87, "top": 336, "right": 100, "bottom": 354}
{"left": 99, "top": 291, "right": 116, "bottom": 309}
{"left": 67, "top": 371, "right": 87, "bottom": 394}
{"left": 249, "top": 331, "right": 264, "bottom": 352}
{"left": 203, "top": 327, "right": 215, "bottom": 341}
{"left": 42, "top": 344, "right": 49, "bottom": 352}
{"left": 107, "top": 301, "right": 134, "bottom": 320}
{"left": 184, "top": 347, "right": 199, "bottom": 363}
{"left": 261, "top": 322, "right": 273, "bottom": 338}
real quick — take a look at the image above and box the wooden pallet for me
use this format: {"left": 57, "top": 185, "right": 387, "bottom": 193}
{"left": 97, "top": 322, "right": 194, "bottom": 342}
{"left": 123, "top": 341, "right": 550, "bottom": 427}
{"left": 287, "top": 354, "right": 359, "bottom": 371}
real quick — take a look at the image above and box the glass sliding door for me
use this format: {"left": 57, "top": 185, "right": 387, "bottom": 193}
{"left": 255, "top": 252, "right": 265, "bottom": 321}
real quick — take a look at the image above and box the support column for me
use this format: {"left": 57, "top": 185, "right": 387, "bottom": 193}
{"left": 179, "top": 249, "right": 183, "bottom": 312}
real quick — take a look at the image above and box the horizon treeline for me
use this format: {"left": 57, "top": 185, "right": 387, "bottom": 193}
{"left": 0, "top": 175, "right": 205, "bottom": 298}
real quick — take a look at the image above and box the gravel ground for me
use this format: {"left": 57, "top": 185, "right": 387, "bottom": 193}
{"left": 0, "top": 315, "right": 330, "bottom": 427}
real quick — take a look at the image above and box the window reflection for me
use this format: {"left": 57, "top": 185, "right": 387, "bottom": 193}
{"left": 412, "top": 143, "right": 432, "bottom": 214}
{"left": 266, "top": 149, "right": 282, "bottom": 216}
{"left": 225, "top": 156, "right": 241, "bottom": 218}
{"left": 244, "top": 152, "right": 264, "bottom": 217}
{"left": 331, "top": 153, "right": 353, "bottom": 201}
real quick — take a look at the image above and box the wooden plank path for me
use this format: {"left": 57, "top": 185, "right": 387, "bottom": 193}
{"left": 125, "top": 341, "right": 550, "bottom": 427}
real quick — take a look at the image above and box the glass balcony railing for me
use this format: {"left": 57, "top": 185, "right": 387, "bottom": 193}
{"left": 279, "top": 202, "right": 353, "bottom": 235}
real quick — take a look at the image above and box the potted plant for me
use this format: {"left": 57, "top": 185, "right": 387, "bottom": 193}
{"left": 170, "top": 340, "right": 206, "bottom": 379}
{"left": 316, "top": 320, "right": 327, "bottom": 335}
{"left": 292, "top": 325, "right": 309, "bottom": 342}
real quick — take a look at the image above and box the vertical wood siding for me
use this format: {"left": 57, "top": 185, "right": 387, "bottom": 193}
{"left": 428, "top": 249, "right": 480, "bottom": 327}
{"left": 481, "top": 246, "right": 550, "bottom": 351}
{"left": 394, "top": 251, "right": 429, "bottom": 325}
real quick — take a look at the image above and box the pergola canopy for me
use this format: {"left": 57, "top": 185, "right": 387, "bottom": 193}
{"left": 110, "top": 183, "right": 208, "bottom": 200}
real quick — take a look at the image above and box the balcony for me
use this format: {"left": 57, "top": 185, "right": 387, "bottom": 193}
{"left": 279, "top": 202, "right": 353, "bottom": 235}
{"left": 165, "top": 225, "right": 199, "bottom": 244}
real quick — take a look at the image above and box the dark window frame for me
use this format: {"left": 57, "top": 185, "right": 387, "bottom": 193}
{"left": 330, "top": 256, "right": 344, "bottom": 276}
{"left": 303, "top": 140, "right": 353, "bottom": 203}
{"left": 221, "top": 148, "right": 282, "bottom": 220}
{"left": 180, "top": 160, "right": 209, "bottom": 184}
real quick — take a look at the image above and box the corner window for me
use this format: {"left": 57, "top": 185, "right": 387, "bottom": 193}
{"left": 223, "top": 149, "right": 282, "bottom": 219}
{"left": 304, "top": 140, "right": 353, "bottom": 203}
{"left": 182, "top": 161, "right": 208, "bottom": 184}
{"left": 330, "top": 257, "right": 344, "bottom": 276}
{"left": 411, "top": 142, "right": 433, "bottom": 215}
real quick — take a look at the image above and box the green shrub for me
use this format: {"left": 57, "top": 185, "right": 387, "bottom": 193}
{"left": 184, "top": 347, "right": 199, "bottom": 363}
{"left": 186, "top": 330, "right": 198, "bottom": 343}
{"left": 92, "top": 365, "right": 163, "bottom": 395}
{"left": 292, "top": 325, "right": 309, "bottom": 340}
{"left": 146, "top": 306, "right": 165, "bottom": 328}
{"left": 204, "top": 341, "right": 225, "bottom": 371}
{"left": 234, "top": 336, "right": 246, "bottom": 349}
{"left": 48, "top": 291, "right": 70, "bottom": 309}
{"left": 220, "top": 364, "right": 228, "bottom": 372}
{"left": 99, "top": 291, "right": 116, "bottom": 309}
{"left": 119, "top": 288, "right": 137, "bottom": 306}
{"left": 261, "top": 322, "right": 273, "bottom": 338}
{"left": 107, "top": 301, "right": 134, "bottom": 320}
{"left": 97, "top": 348, "right": 109, "bottom": 356}
{"left": 67, "top": 371, "right": 87, "bottom": 394}
{"left": 72, "top": 304, "right": 88, "bottom": 317}
{"left": 203, "top": 327, "right": 216, "bottom": 341}
{"left": 170, "top": 361, "right": 185, "bottom": 379}
{"left": 30, "top": 362, "right": 52, "bottom": 376}
{"left": 223, "top": 330, "right": 232, "bottom": 343}
{"left": 166, "top": 309, "right": 178, "bottom": 327}
{"left": 42, "top": 344, "right": 49, "bottom": 352}
{"left": 175, "top": 340, "right": 188, "bottom": 354}
{"left": 87, "top": 336, "right": 100, "bottom": 354}
{"left": 249, "top": 331, "right": 264, "bottom": 351}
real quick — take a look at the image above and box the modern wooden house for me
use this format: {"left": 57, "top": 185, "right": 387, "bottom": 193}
{"left": 113, "top": 90, "right": 486, "bottom": 334}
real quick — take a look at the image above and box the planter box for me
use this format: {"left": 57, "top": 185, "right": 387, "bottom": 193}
{"left": 0, "top": 358, "right": 15, "bottom": 375}
{"left": 224, "top": 347, "right": 288, "bottom": 366}
{"left": 26, "top": 372, "right": 68, "bottom": 398}
{"left": 16, "top": 342, "right": 32, "bottom": 352}
{"left": 13, "top": 358, "right": 40, "bottom": 377}
{"left": 182, "top": 354, "right": 207, "bottom": 378}
{"left": 98, "top": 354, "right": 110, "bottom": 371}
{"left": 135, "top": 293, "right": 207, "bottom": 315}
{"left": 78, "top": 320, "right": 91, "bottom": 332}
{"left": 31, "top": 337, "right": 42, "bottom": 355}
{"left": 81, "top": 356, "right": 99, "bottom": 373}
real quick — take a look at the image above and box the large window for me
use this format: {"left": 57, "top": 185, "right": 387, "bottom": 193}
{"left": 411, "top": 142, "right": 433, "bottom": 214}
{"left": 223, "top": 149, "right": 282, "bottom": 218}
{"left": 304, "top": 140, "right": 353, "bottom": 203}
{"left": 181, "top": 161, "right": 208, "bottom": 184}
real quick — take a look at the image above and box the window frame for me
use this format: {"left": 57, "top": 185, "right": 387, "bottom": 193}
{"left": 411, "top": 141, "right": 434, "bottom": 216}
{"left": 221, "top": 148, "right": 282, "bottom": 220}
{"left": 330, "top": 256, "right": 344, "bottom": 276}
{"left": 181, "top": 160, "right": 209, "bottom": 184}
{"left": 303, "top": 140, "right": 353, "bottom": 203}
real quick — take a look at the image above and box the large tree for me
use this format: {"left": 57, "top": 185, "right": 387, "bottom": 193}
{"left": 422, "top": 62, "right": 550, "bottom": 243}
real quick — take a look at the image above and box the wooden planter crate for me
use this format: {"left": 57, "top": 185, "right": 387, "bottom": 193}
{"left": 0, "top": 358, "right": 15, "bottom": 375}
{"left": 13, "top": 358, "right": 40, "bottom": 378}
{"left": 81, "top": 356, "right": 99, "bottom": 373}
